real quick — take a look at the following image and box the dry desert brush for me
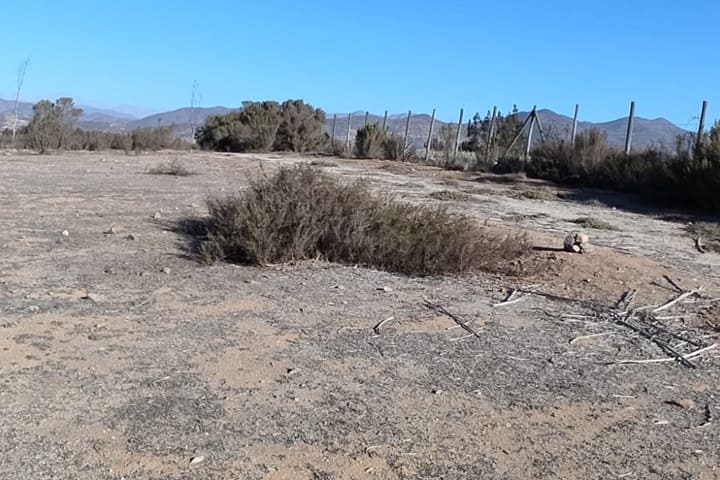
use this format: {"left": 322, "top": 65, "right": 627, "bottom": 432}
{"left": 199, "top": 165, "right": 528, "bottom": 275}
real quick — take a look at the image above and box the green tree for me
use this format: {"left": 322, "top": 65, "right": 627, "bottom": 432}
{"left": 27, "top": 97, "right": 82, "bottom": 152}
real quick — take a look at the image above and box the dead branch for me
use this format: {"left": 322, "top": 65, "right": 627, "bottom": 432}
{"left": 372, "top": 316, "right": 395, "bottom": 335}
{"left": 613, "top": 314, "right": 697, "bottom": 368}
{"left": 695, "top": 236, "right": 707, "bottom": 254}
{"left": 663, "top": 275, "right": 684, "bottom": 293}
{"left": 424, "top": 301, "right": 482, "bottom": 340}
{"left": 652, "top": 288, "right": 702, "bottom": 313}
{"left": 569, "top": 332, "right": 614, "bottom": 345}
{"left": 611, "top": 343, "right": 717, "bottom": 366}
{"left": 491, "top": 288, "right": 522, "bottom": 307}
{"left": 614, "top": 289, "right": 637, "bottom": 311}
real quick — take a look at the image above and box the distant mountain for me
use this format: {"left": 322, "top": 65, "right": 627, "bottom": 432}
{"left": 128, "top": 106, "right": 238, "bottom": 136}
{"left": 78, "top": 105, "right": 138, "bottom": 122}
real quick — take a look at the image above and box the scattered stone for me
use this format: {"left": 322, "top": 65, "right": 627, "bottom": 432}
{"left": 377, "top": 286, "right": 392, "bottom": 292}
{"left": 126, "top": 234, "right": 136, "bottom": 240}
{"left": 152, "top": 212, "right": 162, "bottom": 219}
{"left": 189, "top": 455, "right": 206, "bottom": 465}
{"left": 61, "top": 230, "right": 70, "bottom": 237}
{"left": 82, "top": 292, "right": 105, "bottom": 303}
{"left": 161, "top": 267, "right": 172, "bottom": 274}
{"left": 104, "top": 226, "right": 119, "bottom": 235}
{"left": 432, "top": 388, "right": 443, "bottom": 395}
{"left": 27, "top": 305, "right": 40, "bottom": 313}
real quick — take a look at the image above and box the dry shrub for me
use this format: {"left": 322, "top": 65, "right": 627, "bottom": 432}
{"left": 147, "top": 159, "right": 193, "bottom": 176}
{"left": 200, "top": 165, "right": 528, "bottom": 275}
{"left": 429, "top": 190, "right": 472, "bottom": 201}
{"left": 571, "top": 217, "right": 617, "bottom": 231}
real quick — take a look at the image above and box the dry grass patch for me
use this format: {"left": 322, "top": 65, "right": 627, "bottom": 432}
{"left": 147, "top": 159, "right": 193, "bottom": 176}
{"left": 429, "top": 190, "right": 473, "bottom": 201}
{"left": 571, "top": 217, "right": 618, "bottom": 231}
{"left": 199, "top": 165, "right": 529, "bottom": 275}
{"left": 309, "top": 159, "right": 338, "bottom": 168}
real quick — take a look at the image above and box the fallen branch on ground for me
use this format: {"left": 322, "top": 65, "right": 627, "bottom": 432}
{"left": 610, "top": 343, "right": 717, "bottom": 366}
{"left": 652, "top": 288, "right": 702, "bottom": 313}
{"left": 372, "top": 316, "right": 395, "bottom": 335}
{"left": 424, "top": 301, "right": 483, "bottom": 340}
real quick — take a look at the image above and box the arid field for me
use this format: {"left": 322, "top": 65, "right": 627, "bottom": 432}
{"left": 1, "top": 150, "right": 718, "bottom": 479}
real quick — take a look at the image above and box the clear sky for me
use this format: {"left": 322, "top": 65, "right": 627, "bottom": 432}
{"left": 0, "top": 0, "right": 716, "bottom": 126}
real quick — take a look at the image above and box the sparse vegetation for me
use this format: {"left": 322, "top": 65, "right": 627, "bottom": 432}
{"left": 571, "top": 217, "right": 618, "bottom": 231}
{"left": 429, "top": 190, "right": 473, "bottom": 201}
{"left": 198, "top": 165, "right": 528, "bottom": 275}
{"left": 521, "top": 125, "right": 720, "bottom": 213}
{"left": 147, "top": 159, "right": 193, "bottom": 176}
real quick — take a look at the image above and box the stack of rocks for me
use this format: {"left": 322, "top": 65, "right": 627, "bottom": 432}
{"left": 564, "top": 232, "right": 590, "bottom": 253}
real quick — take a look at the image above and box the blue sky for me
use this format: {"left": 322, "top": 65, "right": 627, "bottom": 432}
{"left": 0, "top": 0, "right": 716, "bottom": 126}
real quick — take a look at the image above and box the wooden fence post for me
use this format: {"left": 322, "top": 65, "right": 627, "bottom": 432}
{"left": 484, "top": 106, "right": 497, "bottom": 164}
{"left": 571, "top": 104, "right": 579, "bottom": 144}
{"left": 382, "top": 110, "right": 388, "bottom": 132}
{"left": 425, "top": 108, "right": 436, "bottom": 162}
{"left": 403, "top": 110, "right": 412, "bottom": 152}
{"left": 345, "top": 113, "right": 352, "bottom": 151}
{"left": 453, "top": 108, "right": 464, "bottom": 161}
{"left": 525, "top": 106, "right": 536, "bottom": 163}
{"left": 364, "top": 111, "right": 369, "bottom": 127}
{"left": 624, "top": 101, "right": 635, "bottom": 155}
{"left": 696, "top": 100, "right": 708, "bottom": 153}
{"left": 331, "top": 114, "right": 337, "bottom": 147}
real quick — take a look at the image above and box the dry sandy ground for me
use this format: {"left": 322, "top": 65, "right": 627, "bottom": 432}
{"left": 1, "top": 150, "right": 719, "bottom": 479}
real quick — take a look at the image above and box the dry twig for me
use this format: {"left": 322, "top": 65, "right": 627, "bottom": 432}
{"left": 372, "top": 316, "right": 395, "bottom": 335}
{"left": 611, "top": 343, "right": 717, "bottom": 366}
{"left": 424, "top": 301, "right": 482, "bottom": 340}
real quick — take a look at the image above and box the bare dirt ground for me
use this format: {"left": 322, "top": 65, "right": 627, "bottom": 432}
{"left": 1, "top": 150, "right": 719, "bottom": 480}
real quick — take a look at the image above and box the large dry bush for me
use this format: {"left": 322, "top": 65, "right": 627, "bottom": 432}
{"left": 200, "top": 165, "right": 527, "bottom": 275}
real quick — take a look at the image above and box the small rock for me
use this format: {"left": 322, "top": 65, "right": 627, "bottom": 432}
{"left": 28, "top": 305, "right": 40, "bottom": 313}
{"left": 61, "top": 230, "right": 70, "bottom": 237}
{"left": 83, "top": 292, "right": 105, "bottom": 303}
{"left": 563, "top": 235, "right": 576, "bottom": 252}
{"left": 432, "top": 389, "right": 443, "bottom": 395}
{"left": 125, "top": 234, "right": 136, "bottom": 241}
{"left": 377, "top": 286, "right": 392, "bottom": 292}
{"left": 152, "top": 212, "right": 162, "bottom": 219}
{"left": 104, "top": 226, "right": 119, "bottom": 235}
{"left": 189, "top": 455, "right": 206, "bottom": 465}
{"left": 161, "top": 267, "right": 172, "bottom": 274}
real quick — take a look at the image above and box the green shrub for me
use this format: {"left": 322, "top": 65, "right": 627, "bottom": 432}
{"left": 195, "top": 99, "right": 326, "bottom": 153}
{"left": 273, "top": 99, "right": 327, "bottom": 152}
{"left": 355, "top": 123, "right": 386, "bottom": 158}
{"left": 199, "top": 165, "right": 528, "bottom": 275}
